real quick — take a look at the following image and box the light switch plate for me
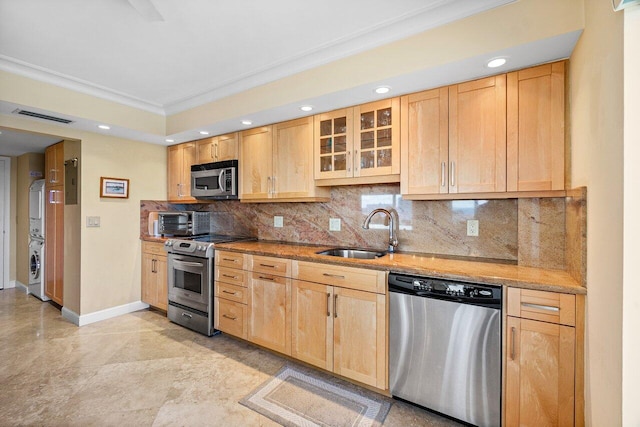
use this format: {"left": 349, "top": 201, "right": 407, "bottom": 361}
{"left": 274, "top": 216, "right": 284, "bottom": 228}
{"left": 86, "top": 216, "right": 101, "bottom": 228}
{"left": 329, "top": 218, "right": 341, "bottom": 231}
{"left": 467, "top": 219, "right": 479, "bottom": 237}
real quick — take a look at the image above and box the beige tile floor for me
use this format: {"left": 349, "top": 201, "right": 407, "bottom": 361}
{"left": 0, "top": 288, "right": 461, "bottom": 426}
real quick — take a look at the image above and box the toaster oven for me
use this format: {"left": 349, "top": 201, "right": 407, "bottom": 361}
{"left": 157, "top": 211, "right": 210, "bottom": 236}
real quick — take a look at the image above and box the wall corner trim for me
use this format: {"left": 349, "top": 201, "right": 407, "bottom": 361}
{"left": 62, "top": 301, "right": 150, "bottom": 327}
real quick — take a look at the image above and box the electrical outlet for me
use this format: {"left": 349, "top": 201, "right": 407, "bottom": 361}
{"left": 86, "top": 216, "right": 101, "bottom": 228}
{"left": 467, "top": 219, "right": 479, "bottom": 237}
{"left": 274, "top": 216, "right": 284, "bottom": 228}
{"left": 329, "top": 218, "right": 341, "bottom": 231}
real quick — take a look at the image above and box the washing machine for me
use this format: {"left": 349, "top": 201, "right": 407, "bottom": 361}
{"left": 28, "top": 237, "right": 49, "bottom": 301}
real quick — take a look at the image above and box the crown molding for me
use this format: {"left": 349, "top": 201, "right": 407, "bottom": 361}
{"left": 0, "top": 55, "right": 165, "bottom": 116}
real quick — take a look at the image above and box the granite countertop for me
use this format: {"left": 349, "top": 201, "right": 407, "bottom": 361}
{"left": 213, "top": 240, "right": 586, "bottom": 295}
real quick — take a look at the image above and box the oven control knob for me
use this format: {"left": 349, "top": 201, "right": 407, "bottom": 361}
{"left": 198, "top": 245, "right": 206, "bottom": 251}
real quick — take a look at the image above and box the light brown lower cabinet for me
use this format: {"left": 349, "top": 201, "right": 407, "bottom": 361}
{"left": 214, "top": 251, "right": 248, "bottom": 339}
{"left": 291, "top": 279, "right": 387, "bottom": 389}
{"left": 505, "top": 288, "right": 583, "bottom": 427}
{"left": 247, "top": 256, "right": 292, "bottom": 355}
{"left": 291, "top": 261, "right": 387, "bottom": 390}
{"left": 141, "top": 241, "right": 167, "bottom": 311}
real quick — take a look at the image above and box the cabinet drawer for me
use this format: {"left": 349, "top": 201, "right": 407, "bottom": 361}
{"left": 293, "top": 261, "right": 386, "bottom": 294}
{"left": 215, "top": 281, "right": 247, "bottom": 304}
{"left": 215, "top": 266, "right": 247, "bottom": 287}
{"left": 507, "top": 288, "right": 576, "bottom": 326}
{"left": 214, "top": 298, "right": 247, "bottom": 339}
{"left": 250, "top": 255, "right": 291, "bottom": 277}
{"left": 142, "top": 241, "right": 166, "bottom": 256}
{"left": 216, "top": 251, "right": 246, "bottom": 269}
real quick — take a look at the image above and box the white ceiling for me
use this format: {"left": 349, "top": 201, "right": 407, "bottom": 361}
{"left": 0, "top": 0, "right": 580, "bottom": 157}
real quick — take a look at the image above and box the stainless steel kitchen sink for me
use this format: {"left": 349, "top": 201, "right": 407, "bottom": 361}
{"left": 315, "top": 248, "right": 387, "bottom": 259}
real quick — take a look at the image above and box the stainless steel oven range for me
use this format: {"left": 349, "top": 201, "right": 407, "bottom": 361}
{"left": 164, "top": 234, "right": 250, "bottom": 336}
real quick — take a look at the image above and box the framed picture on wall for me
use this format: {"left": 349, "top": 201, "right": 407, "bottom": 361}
{"left": 100, "top": 177, "right": 129, "bottom": 199}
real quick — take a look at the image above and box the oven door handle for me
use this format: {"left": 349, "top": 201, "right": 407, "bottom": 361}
{"left": 173, "top": 260, "right": 204, "bottom": 268}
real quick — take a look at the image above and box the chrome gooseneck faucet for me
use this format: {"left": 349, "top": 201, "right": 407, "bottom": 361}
{"left": 362, "top": 208, "right": 400, "bottom": 253}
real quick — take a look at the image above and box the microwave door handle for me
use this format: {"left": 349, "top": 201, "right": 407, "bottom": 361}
{"left": 218, "top": 170, "right": 226, "bottom": 191}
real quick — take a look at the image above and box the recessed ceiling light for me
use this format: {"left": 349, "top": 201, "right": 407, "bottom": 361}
{"left": 374, "top": 86, "right": 391, "bottom": 94}
{"left": 98, "top": 125, "right": 110, "bottom": 130}
{"left": 165, "top": 139, "right": 175, "bottom": 143}
{"left": 487, "top": 57, "right": 507, "bottom": 68}
{"left": 199, "top": 131, "right": 210, "bottom": 135}
{"left": 241, "top": 120, "right": 253, "bottom": 126}
{"left": 300, "top": 105, "right": 313, "bottom": 112}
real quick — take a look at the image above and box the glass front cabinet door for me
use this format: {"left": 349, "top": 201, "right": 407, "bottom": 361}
{"left": 314, "top": 108, "right": 354, "bottom": 180}
{"left": 314, "top": 99, "right": 399, "bottom": 182}
{"left": 353, "top": 98, "right": 399, "bottom": 178}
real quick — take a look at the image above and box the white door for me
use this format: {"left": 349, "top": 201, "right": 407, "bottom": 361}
{"left": 0, "top": 157, "right": 8, "bottom": 289}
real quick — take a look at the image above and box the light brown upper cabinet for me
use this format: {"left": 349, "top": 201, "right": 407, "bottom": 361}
{"left": 507, "top": 61, "right": 565, "bottom": 192}
{"left": 315, "top": 98, "right": 400, "bottom": 186}
{"left": 240, "top": 118, "right": 330, "bottom": 202}
{"left": 401, "top": 76, "right": 506, "bottom": 197}
{"left": 167, "top": 142, "right": 196, "bottom": 202}
{"left": 449, "top": 75, "right": 507, "bottom": 194}
{"left": 240, "top": 126, "right": 272, "bottom": 201}
{"left": 400, "top": 87, "right": 449, "bottom": 196}
{"left": 196, "top": 132, "right": 238, "bottom": 164}
{"left": 401, "top": 61, "right": 566, "bottom": 200}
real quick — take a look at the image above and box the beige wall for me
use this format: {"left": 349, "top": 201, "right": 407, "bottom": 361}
{"left": 623, "top": 5, "right": 640, "bottom": 426}
{"left": 16, "top": 153, "right": 45, "bottom": 286}
{"left": 569, "top": 0, "right": 624, "bottom": 425}
{"left": 0, "top": 71, "right": 165, "bottom": 136}
{"left": 79, "top": 134, "right": 166, "bottom": 314}
{"left": 0, "top": 115, "right": 167, "bottom": 316}
{"left": 63, "top": 139, "right": 82, "bottom": 315}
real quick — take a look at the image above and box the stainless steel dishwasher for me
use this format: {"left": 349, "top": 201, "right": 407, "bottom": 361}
{"left": 388, "top": 272, "right": 502, "bottom": 427}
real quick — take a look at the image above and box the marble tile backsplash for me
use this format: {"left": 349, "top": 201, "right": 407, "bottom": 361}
{"left": 141, "top": 184, "right": 583, "bottom": 269}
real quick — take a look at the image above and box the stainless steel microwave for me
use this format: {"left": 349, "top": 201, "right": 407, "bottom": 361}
{"left": 191, "top": 160, "right": 238, "bottom": 200}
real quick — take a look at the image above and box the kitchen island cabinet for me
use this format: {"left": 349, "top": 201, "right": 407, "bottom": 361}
{"left": 141, "top": 241, "right": 167, "bottom": 311}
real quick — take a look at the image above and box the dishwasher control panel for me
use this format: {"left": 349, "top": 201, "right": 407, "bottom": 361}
{"left": 389, "top": 273, "right": 502, "bottom": 308}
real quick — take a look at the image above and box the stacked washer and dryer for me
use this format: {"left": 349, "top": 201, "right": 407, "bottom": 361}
{"left": 28, "top": 179, "right": 49, "bottom": 301}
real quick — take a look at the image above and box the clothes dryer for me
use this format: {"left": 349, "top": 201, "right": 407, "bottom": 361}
{"left": 28, "top": 238, "right": 49, "bottom": 301}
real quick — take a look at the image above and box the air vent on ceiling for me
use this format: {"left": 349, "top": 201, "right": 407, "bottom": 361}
{"left": 12, "top": 109, "right": 74, "bottom": 124}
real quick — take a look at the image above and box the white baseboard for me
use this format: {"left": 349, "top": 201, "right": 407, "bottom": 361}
{"left": 14, "top": 281, "right": 28, "bottom": 293}
{"left": 62, "top": 307, "right": 80, "bottom": 326}
{"left": 4, "top": 280, "right": 16, "bottom": 289}
{"left": 62, "top": 301, "right": 150, "bottom": 327}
